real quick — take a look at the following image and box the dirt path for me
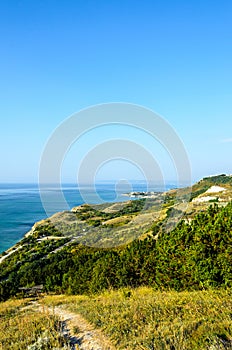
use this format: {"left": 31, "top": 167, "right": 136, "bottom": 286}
{"left": 32, "top": 301, "right": 116, "bottom": 350}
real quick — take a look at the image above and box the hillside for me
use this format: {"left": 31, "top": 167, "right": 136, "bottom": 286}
{"left": 1, "top": 174, "right": 232, "bottom": 349}
{"left": 1, "top": 288, "right": 232, "bottom": 349}
{"left": 0, "top": 174, "right": 232, "bottom": 301}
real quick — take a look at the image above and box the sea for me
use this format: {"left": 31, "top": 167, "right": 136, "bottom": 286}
{"left": 0, "top": 182, "right": 177, "bottom": 254}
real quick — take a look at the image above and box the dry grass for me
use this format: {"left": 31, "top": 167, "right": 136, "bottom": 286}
{"left": 43, "top": 287, "right": 232, "bottom": 349}
{"left": 102, "top": 215, "right": 132, "bottom": 226}
{"left": 1, "top": 288, "right": 232, "bottom": 349}
{"left": 0, "top": 298, "right": 71, "bottom": 349}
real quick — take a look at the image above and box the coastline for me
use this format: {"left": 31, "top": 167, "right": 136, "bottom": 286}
{"left": 122, "top": 191, "right": 163, "bottom": 198}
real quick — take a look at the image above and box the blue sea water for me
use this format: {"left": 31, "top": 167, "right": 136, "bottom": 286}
{"left": 0, "top": 182, "right": 176, "bottom": 253}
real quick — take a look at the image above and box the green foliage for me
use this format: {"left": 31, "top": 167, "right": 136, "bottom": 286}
{"left": 1, "top": 200, "right": 232, "bottom": 300}
{"left": 202, "top": 174, "right": 232, "bottom": 185}
{"left": 75, "top": 199, "right": 145, "bottom": 223}
{"left": 155, "top": 203, "right": 232, "bottom": 290}
{"left": 190, "top": 186, "right": 209, "bottom": 201}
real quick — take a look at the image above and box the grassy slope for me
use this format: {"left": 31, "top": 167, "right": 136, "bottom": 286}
{"left": 1, "top": 287, "right": 232, "bottom": 349}
{"left": 1, "top": 175, "right": 232, "bottom": 301}
{"left": 0, "top": 175, "right": 232, "bottom": 349}
{"left": 42, "top": 287, "right": 232, "bottom": 350}
{"left": 0, "top": 299, "right": 71, "bottom": 350}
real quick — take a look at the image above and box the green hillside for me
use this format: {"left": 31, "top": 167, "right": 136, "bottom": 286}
{"left": 0, "top": 174, "right": 232, "bottom": 301}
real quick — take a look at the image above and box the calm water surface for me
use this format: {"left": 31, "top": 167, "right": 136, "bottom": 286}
{"left": 0, "top": 182, "right": 175, "bottom": 253}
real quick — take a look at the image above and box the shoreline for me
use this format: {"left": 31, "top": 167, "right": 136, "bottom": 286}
{"left": 122, "top": 191, "right": 163, "bottom": 198}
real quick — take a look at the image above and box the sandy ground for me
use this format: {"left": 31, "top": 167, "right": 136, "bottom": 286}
{"left": 192, "top": 185, "right": 227, "bottom": 203}
{"left": 205, "top": 186, "right": 226, "bottom": 193}
{"left": 192, "top": 196, "right": 217, "bottom": 203}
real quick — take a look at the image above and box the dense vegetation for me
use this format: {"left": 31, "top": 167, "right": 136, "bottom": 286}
{"left": 1, "top": 200, "right": 232, "bottom": 301}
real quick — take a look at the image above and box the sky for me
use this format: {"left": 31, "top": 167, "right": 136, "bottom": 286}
{"left": 0, "top": 0, "right": 232, "bottom": 184}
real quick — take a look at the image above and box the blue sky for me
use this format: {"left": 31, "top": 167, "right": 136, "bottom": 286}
{"left": 0, "top": 0, "right": 232, "bottom": 183}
